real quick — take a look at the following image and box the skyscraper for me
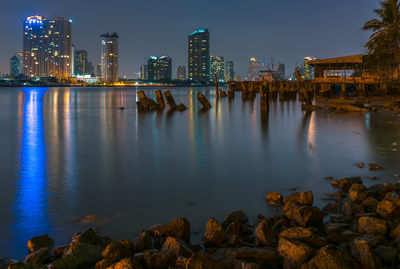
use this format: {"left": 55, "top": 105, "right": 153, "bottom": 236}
{"left": 176, "top": 65, "right": 186, "bottom": 81}
{"left": 10, "top": 55, "right": 22, "bottom": 77}
{"left": 101, "top": 32, "right": 119, "bottom": 82}
{"left": 277, "top": 63, "right": 285, "bottom": 79}
{"left": 246, "top": 57, "right": 260, "bottom": 81}
{"left": 23, "top": 15, "right": 72, "bottom": 78}
{"left": 74, "top": 49, "right": 93, "bottom": 76}
{"left": 303, "top": 56, "right": 316, "bottom": 80}
{"left": 188, "top": 29, "right": 210, "bottom": 83}
{"left": 226, "top": 60, "right": 234, "bottom": 81}
{"left": 147, "top": 56, "right": 172, "bottom": 81}
{"left": 140, "top": 65, "right": 148, "bottom": 80}
{"left": 210, "top": 56, "right": 224, "bottom": 83}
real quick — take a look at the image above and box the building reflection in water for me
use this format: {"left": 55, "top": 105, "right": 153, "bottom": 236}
{"left": 14, "top": 88, "right": 49, "bottom": 247}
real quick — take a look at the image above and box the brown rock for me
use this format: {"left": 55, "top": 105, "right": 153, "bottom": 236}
{"left": 27, "top": 234, "right": 54, "bottom": 253}
{"left": 374, "top": 245, "right": 397, "bottom": 265}
{"left": 323, "top": 222, "right": 350, "bottom": 235}
{"left": 389, "top": 225, "right": 400, "bottom": 243}
{"left": 226, "top": 220, "right": 242, "bottom": 236}
{"left": 348, "top": 184, "right": 368, "bottom": 203}
{"left": 343, "top": 200, "right": 365, "bottom": 216}
{"left": 350, "top": 239, "right": 381, "bottom": 269}
{"left": 202, "top": 218, "right": 227, "bottom": 247}
{"left": 331, "top": 177, "right": 362, "bottom": 192}
{"left": 283, "top": 191, "right": 313, "bottom": 206}
{"left": 357, "top": 216, "right": 387, "bottom": 235}
{"left": 280, "top": 227, "right": 326, "bottom": 248}
{"left": 62, "top": 241, "right": 103, "bottom": 268}
{"left": 299, "top": 246, "right": 353, "bottom": 269}
{"left": 284, "top": 206, "right": 324, "bottom": 227}
{"left": 229, "top": 247, "right": 278, "bottom": 267}
{"left": 95, "top": 258, "right": 116, "bottom": 269}
{"left": 376, "top": 199, "right": 397, "bottom": 218}
{"left": 54, "top": 245, "right": 68, "bottom": 258}
{"left": 186, "top": 252, "right": 222, "bottom": 269}
{"left": 24, "top": 247, "right": 51, "bottom": 265}
{"left": 106, "top": 257, "right": 143, "bottom": 269}
{"left": 361, "top": 196, "right": 378, "bottom": 212}
{"left": 152, "top": 217, "right": 191, "bottom": 242}
{"left": 266, "top": 192, "right": 283, "bottom": 206}
{"left": 278, "top": 237, "right": 314, "bottom": 269}
{"left": 161, "top": 236, "right": 194, "bottom": 258}
{"left": 368, "top": 163, "right": 383, "bottom": 170}
{"left": 72, "top": 228, "right": 111, "bottom": 247}
{"left": 143, "top": 250, "right": 176, "bottom": 269}
{"left": 132, "top": 231, "right": 152, "bottom": 252}
{"left": 356, "top": 163, "right": 365, "bottom": 168}
{"left": 322, "top": 203, "right": 340, "bottom": 214}
{"left": 255, "top": 220, "right": 277, "bottom": 246}
{"left": 222, "top": 210, "right": 248, "bottom": 227}
{"left": 102, "top": 240, "right": 134, "bottom": 260}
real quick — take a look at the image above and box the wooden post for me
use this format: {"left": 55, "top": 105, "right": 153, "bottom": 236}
{"left": 214, "top": 73, "right": 219, "bottom": 100}
{"left": 340, "top": 84, "right": 346, "bottom": 99}
{"left": 197, "top": 93, "right": 212, "bottom": 109}
{"left": 163, "top": 90, "right": 177, "bottom": 109}
{"left": 155, "top": 90, "right": 166, "bottom": 109}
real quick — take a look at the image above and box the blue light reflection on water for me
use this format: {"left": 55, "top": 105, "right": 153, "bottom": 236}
{"left": 13, "top": 88, "right": 49, "bottom": 252}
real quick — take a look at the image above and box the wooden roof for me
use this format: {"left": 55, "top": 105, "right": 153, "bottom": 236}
{"left": 307, "top": 54, "right": 363, "bottom": 65}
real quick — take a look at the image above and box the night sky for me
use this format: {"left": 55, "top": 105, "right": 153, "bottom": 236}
{"left": 0, "top": 0, "right": 378, "bottom": 78}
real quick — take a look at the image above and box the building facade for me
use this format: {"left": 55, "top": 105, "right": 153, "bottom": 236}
{"left": 225, "top": 60, "right": 234, "bottom": 82}
{"left": 188, "top": 29, "right": 210, "bottom": 83}
{"left": 210, "top": 56, "right": 224, "bottom": 83}
{"left": 246, "top": 57, "right": 260, "bottom": 81}
{"left": 140, "top": 65, "right": 148, "bottom": 80}
{"left": 148, "top": 56, "right": 172, "bottom": 81}
{"left": 101, "top": 32, "right": 119, "bottom": 82}
{"left": 277, "top": 63, "right": 285, "bottom": 79}
{"left": 176, "top": 65, "right": 186, "bottom": 81}
{"left": 303, "top": 56, "right": 317, "bottom": 80}
{"left": 74, "top": 49, "right": 93, "bottom": 76}
{"left": 23, "top": 15, "right": 72, "bottom": 79}
{"left": 10, "top": 54, "right": 22, "bottom": 77}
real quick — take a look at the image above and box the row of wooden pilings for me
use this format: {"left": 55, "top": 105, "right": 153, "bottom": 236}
{"left": 135, "top": 80, "right": 316, "bottom": 112}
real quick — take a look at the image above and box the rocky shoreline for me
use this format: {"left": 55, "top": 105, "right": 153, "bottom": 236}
{"left": 2, "top": 174, "right": 400, "bottom": 269}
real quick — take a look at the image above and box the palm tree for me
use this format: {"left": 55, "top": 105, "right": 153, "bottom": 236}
{"left": 363, "top": 0, "right": 400, "bottom": 77}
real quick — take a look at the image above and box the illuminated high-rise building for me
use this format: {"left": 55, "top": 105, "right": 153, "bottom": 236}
{"left": 148, "top": 56, "right": 172, "bottom": 81}
{"left": 226, "top": 60, "right": 234, "bottom": 81}
{"left": 140, "top": 65, "right": 148, "bottom": 80}
{"left": 210, "top": 56, "right": 224, "bottom": 82}
{"left": 176, "top": 65, "right": 186, "bottom": 81}
{"left": 23, "top": 15, "right": 72, "bottom": 78}
{"left": 101, "top": 32, "right": 119, "bottom": 82}
{"left": 246, "top": 57, "right": 260, "bottom": 81}
{"left": 74, "top": 49, "right": 93, "bottom": 76}
{"left": 277, "top": 63, "right": 285, "bottom": 79}
{"left": 188, "top": 29, "right": 210, "bottom": 83}
{"left": 10, "top": 54, "right": 22, "bottom": 77}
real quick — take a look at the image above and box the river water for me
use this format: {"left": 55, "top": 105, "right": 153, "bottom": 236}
{"left": 0, "top": 86, "right": 399, "bottom": 258}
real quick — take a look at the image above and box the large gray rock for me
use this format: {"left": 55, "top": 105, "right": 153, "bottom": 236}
{"left": 132, "top": 231, "right": 152, "bottom": 252}
{"left": 142, "top": 250, "right": 176, "bottom": 269}
{"left": 202, "top": 218, "right": 227, "bottom": 247}
{"left": 222, "top": 210, "right": 248, "bottom": 228}
{"left": 374, "top": 245, "right": 397, "bottom": 265}
{"left": 102, "top": 240, "right": 134, "bottom": 261}
{"left": 284, "top": 206, "right": 324, "bottom": 227}
{"left": 161, "top": 236, "right": 194, "bottom": 258}
{"left": 255, "top": 220, "right": 277, "bottom": 246}
{"left": 71, "top": 228, "right": 111, "bottom": 247}
{"left": 24, "top": 247, "right": 51, "bottom": 265}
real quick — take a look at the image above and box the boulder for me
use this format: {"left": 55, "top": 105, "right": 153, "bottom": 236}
{"left": 226, "top": 220, "right": 242, "bottom": 235}
{"left": 322, "top": 203, "right": 340, "bottom": 214}
{"left": 299, "top": 246, "right": 353, "bottom": 269}
{"left": 374, "top": 245, "right": 397, "bottom": 265}
{"left": 161, "top": 236, "right": 194, "bottom": 258}
{"left": 232, "top": 260, "right": 260, "bottom": 269}
{"left": 284, "top": 206, "right": 324, "bottom": 227}
{"left": 61, "top": 242, "right": 103, "bottom": 268}
{"left": 389, "top": 225, "right": 400, "bottom": 243}
{"left": 350, "top": 239, "right": 381, "bottom": 269}
{"left": 102, "top": 240, "right": 134, "bottom": 260}
{"left": 348, "top": 184, "right": 368, "bottom": 203}
{"left": 357, "top": 216, "right": 387, "bottom": 235}
{"left": 280, "top": 227, "right": 326, "bottom": 247}
{"left": 368, "top": 163, "right": 383, "bottom": 170}
{"left": 152, "top": 218, "right": 191, "bottom": 242}
{"left": 278, "top": 237, "right": 314, "bottom": 269}
{"left": 107, "top": 257, "right": 143, "bottom": 269}
{"left": 27, "top": 235, "right": 54, "bottom": 253}
{"left": 24, "top": 247, "right": 51, "bottom": 265}
{"left": 283, "top": 191, "right": 313, "bottom": 206}
{"left": 222, "top": 210, "right": 248, "bottom": 228}
{"left": 202, "top": 218, "right": 227, "bottom": 247}
{"left": 132, "top": 231, "right": 152, "bottom": 252}
{"left": 228, "top": 247, "right": 279, "bottom": 267}
{"left": 368, "top": 184, "right": 386, "bottom": 200}
{"left": 361, "top": 196, "right": 378, "bottom": 212}
{"left": 331, "top": 177, "right": 362, "bottom": 192}
{"left": 143, "top": 250, "right": 176, "bottom": 269}
{"left": 343, "top": 200, "right": 364, "bottom": 216}
{"left": 71, "top": 228, "right": 111, "bottom": 247}
{"left": 186, "top": 252, "right": 222, "bottom": 269}
{"left": 95, "top": 258, "right": 116, "bottom": 269}
{"left": 54, "top": 245, "right": 68, "bottom": 258}
{"left": 376, "top": 199, "right": 397, "bottom": 218}
{"left": 323, "top": 222, "right": 350, "bottom": 235}
{"left": 255, "top": 220, "right": 277, "bottom": 246}
{"left": 266, "top": 192, "right": 283, "bottom": 206}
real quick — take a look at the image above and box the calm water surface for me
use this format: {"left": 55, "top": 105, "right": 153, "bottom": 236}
{"left": 0, "top": 86, "right": 400, "bottom": 258}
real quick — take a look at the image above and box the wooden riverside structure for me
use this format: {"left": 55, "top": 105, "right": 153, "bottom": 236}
{"left": 135, "top": 54, "right": 400, "bottom": 112}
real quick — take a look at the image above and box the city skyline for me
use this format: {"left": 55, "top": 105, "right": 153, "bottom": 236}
{"left": 0, "top": 0, "right": 376, "bottom": 78}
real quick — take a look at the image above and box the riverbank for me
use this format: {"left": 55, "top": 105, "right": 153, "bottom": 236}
{"left": 2, "top": 170, "right": 400, "bottom": 269}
